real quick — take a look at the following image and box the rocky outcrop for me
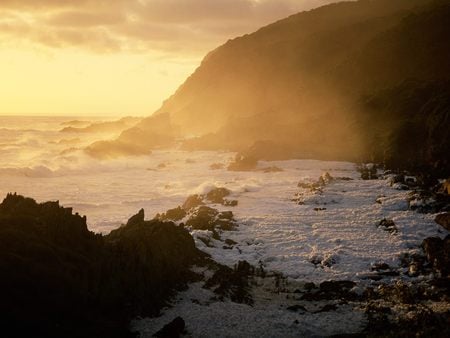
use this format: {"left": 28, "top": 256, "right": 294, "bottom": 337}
{"left": 153, "top": 317, "right": 185, "bottom": 338}
{"left": 435, "top": 213, "right": 450, "bottom": 231}
{"left": 0, "top": 193, "right": 204, "bottom": 337}
{"left": 422, "top": 236, "right": 450, "bottom": 277}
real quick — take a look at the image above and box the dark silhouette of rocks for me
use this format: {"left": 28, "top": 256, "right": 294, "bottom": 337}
{"left": 205, "top": 187, "right": 231, "bottom": 204}
{"left": 0, "top": 193, "right": 205, "bottom": 337}
{"left": 422, "top": 235, "right": 450, "bottom": 277}
{"left": 435, "top": 213, "right": 450, "bottom": 231}
{"left": 185, "top": 206, "right": 238, "bottom": 233}
{"left": 204, "top": 260, "right": 255, "bottom": 305}
{"left": 157, "top": 206, "right": 187, "bottom": 222}
{"left": 127, "top": 208, "right": 145, "bottom": 225}
{"left": 182, "top": 187, "right": 238, "bottom": 211}
{"left": 153, "top": 316, "right": 185, "bottom": 338}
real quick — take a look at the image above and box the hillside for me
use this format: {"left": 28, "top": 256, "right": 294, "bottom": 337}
{"left": 88, "top": 0, "right": 449, "bottom": 175}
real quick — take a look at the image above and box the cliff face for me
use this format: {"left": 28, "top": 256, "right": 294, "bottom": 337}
{"left": 91, "top": 0, "right": 449, "bottom": 174}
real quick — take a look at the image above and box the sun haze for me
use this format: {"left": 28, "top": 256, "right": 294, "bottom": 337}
{"left": 0, "top": 0, "right": 338, "bottom": 116}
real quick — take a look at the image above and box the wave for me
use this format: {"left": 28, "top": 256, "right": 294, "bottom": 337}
{"left": 0, "top": 165, "right": 55, "bottom": 178}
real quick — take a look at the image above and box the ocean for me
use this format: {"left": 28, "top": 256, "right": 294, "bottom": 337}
{"left": 0, "top": 115, "right": 443, "bottom": 284}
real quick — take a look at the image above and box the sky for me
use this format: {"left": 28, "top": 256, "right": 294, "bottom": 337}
{"left": 0, "top": 0, "right": 338, "bottom": 116}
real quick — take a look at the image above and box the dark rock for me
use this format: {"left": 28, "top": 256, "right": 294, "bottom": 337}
{"left": 320, "top": 280, "right": 356, "bottom": 293}
{"left": 127, "top": 208, "right": 145, "bottom": 226}
{"left": 186, "top": 206, "right": 238, "bottom": 233}
{"left": 0, "top": 193, "right": 203, "bottom": 338}
{"left": 227, "top": 154, "right": 258, "bottom": 171}
{"left": 358, "top": 164, "right": 378, "bottom": 180}
{"left": 204, "top": 261, "right": 254, "bottom": 305}
{"left": 198, "top": 236, "right": 214, "bottom": 248}
{"left": 301, "top": 280, "right": 356, "bottom": 301}
{"left": 158, "top": 206, "right": 186, "bottom": 222}
{"left": 182, "top": 194, "right": 204, "bottom": 211}
{"left": 314, "top": 207, "right": 327, "bottom": 211}
{"left": 286, "top": 304, "right": 307, "bottom": 312}
{"left": 153, "top": 316, "right": 185, "bottom": 338}
{"left": 371, "top": 262, "right": 391, "bottom": 271}
{"left": 206, "top": 187, "right": 231, "bottom": 204}
{"left": 304, "top": 282, "right": 317, "bottom": 291}
{"left": 377, "top": 218, "right": 398, "bottom": 234}
{"left": 218, "top": 211, "right": 233, "bottom": 220}
{"left": 435, "top": 212, "right": 450, "bottom": 231}
{"left": 223, "top": 199, "right": 238, "bottom": 207}
{"left": 422, "top": 235, "right": 450, "bottom": 277}
{"left": 224, "top": 239, "right": 237, "bottom": 246}
{"left": 185, "top": 206, "right": 219, "bottom": 231}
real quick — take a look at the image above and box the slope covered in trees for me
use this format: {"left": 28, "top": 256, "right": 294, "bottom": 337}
{"left": 90, "top": 0, "right": 449, "bottom": 175}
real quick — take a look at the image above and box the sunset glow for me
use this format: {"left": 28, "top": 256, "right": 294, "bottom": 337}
{"left": 0, "top": 0, "right": 337, "bottom": 116}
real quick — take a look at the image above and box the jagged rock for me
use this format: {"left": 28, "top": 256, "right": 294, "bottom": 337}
{"left": 153, "top": 316, "right": 185, "bottom": 338}
{"left": 358, "top": 164, "right": 378, "bottom": 180}
{"left": 422, "top": 235, "right": 450, "bottom": 277}
{"left": 158, "top": 207, "right": 186, "bottom": 222}
{"left": 205, "top": 187, "right": 231, "bottom": 204}
{"left": 204, "top": 261, "right": 254, "bottom": 305}
{"left": 185, "top": 206, "right": 219, "bottom": 231}
{"left": 435, "top": 213, "right": 450, "bottom": 231}
{"left": 301, "top": 280, "right": 356, "bottom": 301}
{"left": 127, "top": 208, "right": 145, "bottom": 226}
{"left": 182, "top": 194, "right": 204, "bottom": 211}
{"left": 185, "top": 206, "right": 238, "bottom": 234}
{"left": 0, "top": 194, "right": 203, "bottom": 337}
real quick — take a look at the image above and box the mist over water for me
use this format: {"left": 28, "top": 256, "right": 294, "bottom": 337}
{"left": 0, "top": 115, "right": 442, "bottom": 285}
{"left": 0, "top": 116, "right": 266, "bottom": 232}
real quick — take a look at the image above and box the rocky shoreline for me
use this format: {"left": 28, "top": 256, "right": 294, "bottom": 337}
{"left": 1, "top": 166, "right": 449, "bottom": 337}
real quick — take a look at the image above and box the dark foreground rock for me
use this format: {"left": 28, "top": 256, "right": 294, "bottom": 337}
{"left": 0, "top": 193, "right": 205, "bottom": 338}
{"left": 204, "top": 261, "right": 257, "bottom": 305}
{"left": 153, "top": 317, "right": 185, "bottom": 338}
{"left": 422, "top": 235, "right": 450, "bottom": 277}
{"left": 435, "top": 212, "right": 450, "bottom": 231}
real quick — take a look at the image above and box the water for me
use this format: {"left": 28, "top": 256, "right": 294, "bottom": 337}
{"left": 0, "top": 116, "right": 445, "bottom": 284}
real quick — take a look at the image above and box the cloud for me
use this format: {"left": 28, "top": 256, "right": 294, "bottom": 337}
{"left": 0, "top": 0, "right": 340, "bottom": 55}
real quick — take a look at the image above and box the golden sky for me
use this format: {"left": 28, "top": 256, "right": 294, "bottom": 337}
{"left": 0, "top": 0, "right": 337, "bottom": 116}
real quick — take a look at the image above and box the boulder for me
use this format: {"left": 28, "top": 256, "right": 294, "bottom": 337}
{"left": 377, "top": 218, "right": 398, "bottom": 234}
{"left": 422, "top": 235, "right": 450, "bottom": 277}
{"left": 153, "top": 317, "right": 185, "bottom": 338}
{"left": 435, "top": 213, "right": 450, "bottom": 231}
{"left": 158, "top": 207, "right": 186, "bottom": 222}
{"left": 205, "top": 187, "right": 231, "bottom": 204}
